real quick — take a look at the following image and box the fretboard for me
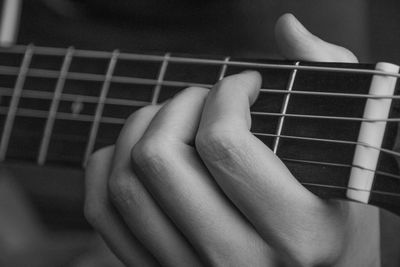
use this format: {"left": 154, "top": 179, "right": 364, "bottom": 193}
{"left": 1, "top": 45, "right": 400, "bottom": 215}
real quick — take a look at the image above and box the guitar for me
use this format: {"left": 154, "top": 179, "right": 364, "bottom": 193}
{"left": 0, "top": 44, "right": 399, "bottom": 217}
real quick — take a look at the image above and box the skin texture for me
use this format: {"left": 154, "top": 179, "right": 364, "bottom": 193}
{"left": 84, "top": 14, "right": 380, "bottom": 267}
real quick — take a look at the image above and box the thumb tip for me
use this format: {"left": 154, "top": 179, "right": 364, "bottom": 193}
{"left": 275, "top": 13, "right": 297, "bottom": 28}
{"left": 275, "top": 13, "right": 314, "bottom": 47}
{"left": 275, "top": 13, "right": 322, "bottom": 60}
{"left": 275, "top": 13, "right": 307, "bottom": 38}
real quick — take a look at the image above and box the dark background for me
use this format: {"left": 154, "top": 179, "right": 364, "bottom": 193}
{"left": 18, "top": 0, "right": 400, "bottom": 62}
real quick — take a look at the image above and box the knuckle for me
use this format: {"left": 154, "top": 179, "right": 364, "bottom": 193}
{"left": 131, "top": 137, "right": 169, "bottom": 169}
{"left": 196, "top": 127, "right": 244, "bottom": 162}
{"left": 107, "top": 169, "right": 147, "bottom": 211}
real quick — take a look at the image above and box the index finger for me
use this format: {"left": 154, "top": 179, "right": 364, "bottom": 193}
{"left": 196, "top": 71, "right": 338, "bottom": 263}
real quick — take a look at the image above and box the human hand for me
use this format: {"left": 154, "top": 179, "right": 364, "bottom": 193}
{"left": 84, "top": 14, "right": 379, "bottom": 267}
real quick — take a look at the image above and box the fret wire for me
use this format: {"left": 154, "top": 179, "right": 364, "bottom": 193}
{"left": 83, "top": 50, "right": 119, "bottom": 166}
{"left": 2, "top": 45, "right": 400, "bottom": 78}
{"left": 37, "top": 47, "right": 74, "bottom": 165}
{"left": 151, "top": 53, "right": 170, "bottom": 105}
{"left": 273, "top": 61, "right": 299, "bottom": 154}
{"left": 0, "top": 45, "right": 34, "bottom": 161}
{"left": 218, "top": 57, "right": 230, "bottom": 81}
{"left": 1, "top": 65, "right": 400, "bottom": 100}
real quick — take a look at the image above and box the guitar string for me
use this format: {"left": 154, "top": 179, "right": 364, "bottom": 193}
{"left": 1, "top": 44, "right": 400, "bottom": 78}
{"left": 2, "top": 65, "right": 400, "bottom": 100}
{"left": 2, "top": 105, "right": 400, "bottom": 181}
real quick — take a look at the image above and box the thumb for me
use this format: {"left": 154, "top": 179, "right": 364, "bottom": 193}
{"left": 275, "top": 13, "right": 358, "bottom": 63}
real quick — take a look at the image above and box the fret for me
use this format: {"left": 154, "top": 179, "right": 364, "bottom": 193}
{"left": 151, "top": 53, "right": 170, "bottom": 105}
{"left": 218, "top": 57, "right": 230, "bottom": 81}
{"left": 37, "top": 47, "right": 74, "bottom": 165}
{"left": 83, "top": 50, "right": 119, "bottom": 166}
{"left": 0, "top": 45, "right": 34, "bottom": 160}
{"left": 272, "top": 62, "right": 299, "bottom": 154}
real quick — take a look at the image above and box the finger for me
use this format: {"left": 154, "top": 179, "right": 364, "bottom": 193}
{"left": 84, "top": 146, "right": 159, "bottom": 267}
{"left": 196, "top": 72, "right": 344, "bottom": 265}
{"left": 132, "top": 87, "right": 276, "bottom": 266}
{"left": 108, "top": 105, "right": 203, "bottom": 267}
{"left": 275, "top": 13, "right": 358, "bottom": 63}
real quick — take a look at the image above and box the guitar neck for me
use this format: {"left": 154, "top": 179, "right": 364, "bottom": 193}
{"left": 0, "top": 44, "right": 400, "bottom": 215}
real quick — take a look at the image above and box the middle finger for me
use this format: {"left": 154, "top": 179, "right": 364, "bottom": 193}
{"left": 132, "top": 87, "right": 275, "bottom": 266}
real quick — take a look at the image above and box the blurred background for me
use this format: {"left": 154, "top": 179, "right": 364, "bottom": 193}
{"left": 1, "top": 0, "right": 400, "bottom": 266}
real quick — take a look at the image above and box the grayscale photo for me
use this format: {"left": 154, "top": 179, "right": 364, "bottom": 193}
{"left": 0, "top": 0, "right": 399, "bottom": 266}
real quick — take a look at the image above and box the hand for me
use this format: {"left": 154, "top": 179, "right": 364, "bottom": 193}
{"left": 84, "top": 14, "right": 379, "bottom": 267}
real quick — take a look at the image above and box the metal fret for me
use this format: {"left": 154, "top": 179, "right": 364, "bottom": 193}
{"left": 0, "top": 45, "right": 34, "bottom": 161}
{"left": 37, "top": 47, "right": 74, "bottom": 165}
{"left": 83, "top": 50, "right": 119, "bottom": 166}
{"left": 272, "top": 61, "right": 299, "bottom": 154}
{"left": 218, "top": 57, "right": 230, "bottom": 81}
{"left": 151, "top": 53, "right": 170, "bottom": 105}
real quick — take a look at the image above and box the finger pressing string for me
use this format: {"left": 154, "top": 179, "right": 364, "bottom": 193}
{"left": 196, "top": 71, "right": 346, "bottom": 265}
{"left": 132, "top": 86, "right": 276, "bottom": 266}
